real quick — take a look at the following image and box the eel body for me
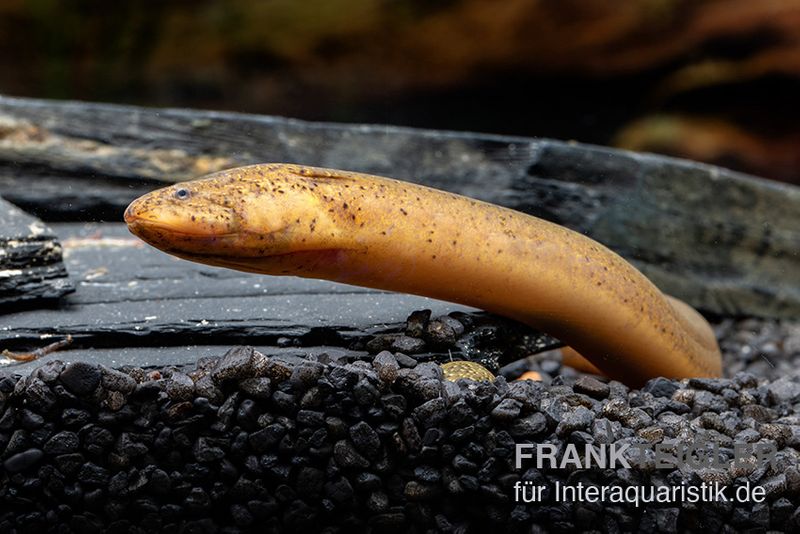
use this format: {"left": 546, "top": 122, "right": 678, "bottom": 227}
{"left": 124, "top": 163, "right": 722, "bottom": 386}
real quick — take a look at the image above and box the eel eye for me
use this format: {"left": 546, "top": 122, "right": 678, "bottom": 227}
{"left": 175, "top": 188, "right": 190, "bottom": 200}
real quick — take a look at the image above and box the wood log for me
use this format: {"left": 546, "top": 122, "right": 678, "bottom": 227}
{"left": 0, "top": 94, "right": 797, "bottom": 319}
{"left": 3, "top": 222, "right": 559, "bottom": 372}
{"left": 0, "top": 197, "right": 73, "bottom": 308}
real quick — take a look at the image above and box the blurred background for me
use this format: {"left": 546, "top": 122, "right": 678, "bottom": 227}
{"left": 1, "top": 0, "right": 799, "bottom": 184}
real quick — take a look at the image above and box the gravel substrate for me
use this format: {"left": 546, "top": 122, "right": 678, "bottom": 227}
{"left": 1, "top": 315, "right": 799, "bottom": 533}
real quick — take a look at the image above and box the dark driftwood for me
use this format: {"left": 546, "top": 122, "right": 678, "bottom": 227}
{"left": 0, "top": 197, "right": 73, "bottom": 307}
{"left": 0, "top": 222, "right": 461, "bottom": 369}
{"left": 0, "top": 94, "right": 798, "bottom": 319}
{"left": 3, "top": 222, "right": 560, "bottom": 372}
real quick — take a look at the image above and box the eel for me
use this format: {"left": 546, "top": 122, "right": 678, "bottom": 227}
{"left": 124, "top": 163, "right": 722, "bottom": 386}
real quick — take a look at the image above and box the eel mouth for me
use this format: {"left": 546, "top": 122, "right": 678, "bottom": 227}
{"left": 125, "top": 215, "right": 240, "bottom": 242}
{"left": 165, "top": 247, "right": 354, "bottom": 277}
{"left": 126, "top": 217, "right": 239, "bottom": 240}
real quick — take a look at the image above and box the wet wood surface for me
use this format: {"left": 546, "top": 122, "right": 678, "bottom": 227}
{"left": 0, "top": 95, "right": 797, "bottom": 373}
{"left": 2, "top": 222, "right": 477, "bottom": 372}
{"left": 0, "top": 197, "right": 73, "bottom": 307}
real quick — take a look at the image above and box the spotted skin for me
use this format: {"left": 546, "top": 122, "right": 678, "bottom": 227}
{"left": 125, "top": 163, "right": 722, "bottom": 386}
{"left": 441, "top": 361, "right": 495, "bottom": 382}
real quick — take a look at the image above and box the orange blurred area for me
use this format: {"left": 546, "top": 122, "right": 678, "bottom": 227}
{"left": 2, "top": 0, "right": 799, "bottom": 183}
{"left": 516, "top": 371, "right": 543, "bottom": 382}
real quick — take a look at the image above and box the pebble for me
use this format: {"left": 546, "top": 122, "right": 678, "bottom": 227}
{"left": 692, "top": 390, "right": 728, "bottom": 414}
{"left": 372, "top": 351, "right": 399, "bottom": 383}
{"left": 439, "top": 316, "right": 466, "bottom": 336}
{"left": 164, "top": 372, "right": 195, "bottom": 401}
{"left": 3, "top": 448, "right": 43, "bottom": 473}
{"left": 424, "top": 318, "right": 458, "bottom": 346}
{"left": 249, "top": 424, "right": 285, "bottom": 453}
{"left": 211, "top": 346, "right": 255, "bottom": 383}
{"left": 43, "top": 430, "right": 79, "bottom": 455}
{"left": 23, "top": 377, "right": 58, "bottom": 413}
{"left": 490, "top": 398, "right": 522, "bottom": 422}
{"left": 556, "top": 406, "right": 595, "bottom": 436}
{"left": 333, "top": 440, "right": 370, "bottom": 469}
{"left": 349, "top": 421, "right": 381, "bottom": 458}
{"left": 238, "top": 377, "right": 272, "bottom": 399}
{"left": 100, "top": 366, "right": 137, "bottom": 394}
{"left": 77, "top": 462, "right": 109, "bottom": 485}
{"left": 0, "top": 315, "right": 797, "bottom": 531}
{"left": 509, "top": 412, "right": 547, "bottom": 437}
{"left": 59, "top": 362, "right": 101, "bottom": 396}
{"left": 413, "top": 398, "right": 446, "bottom": 426}
{"left": 290, "top": 361, "right": 325, "bottom": 388}
{"left": 574, "top": 375, "right": 610, "bottom": 399}
{"left": 767, "top": 377, "right": 800, "bottom": 404}
{"left": 394, "top": 353, "right": 418, "bottom": 368}
{"left": 390, "top": 335, "right": 426, "bottom": 354}
{"left": 405, "top": 309, "right": 431, "bottom": 338}
{"left": 642, "top": 377, "right": 680, "bottom": 398}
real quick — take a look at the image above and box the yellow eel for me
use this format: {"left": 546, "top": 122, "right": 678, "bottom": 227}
{"left": 124, "top": 163, "right": 722, "bottom": 387}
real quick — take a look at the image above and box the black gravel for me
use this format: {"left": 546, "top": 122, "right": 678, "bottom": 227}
{"left": 0, "top": 316, "right": 799, "bottom": 532}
